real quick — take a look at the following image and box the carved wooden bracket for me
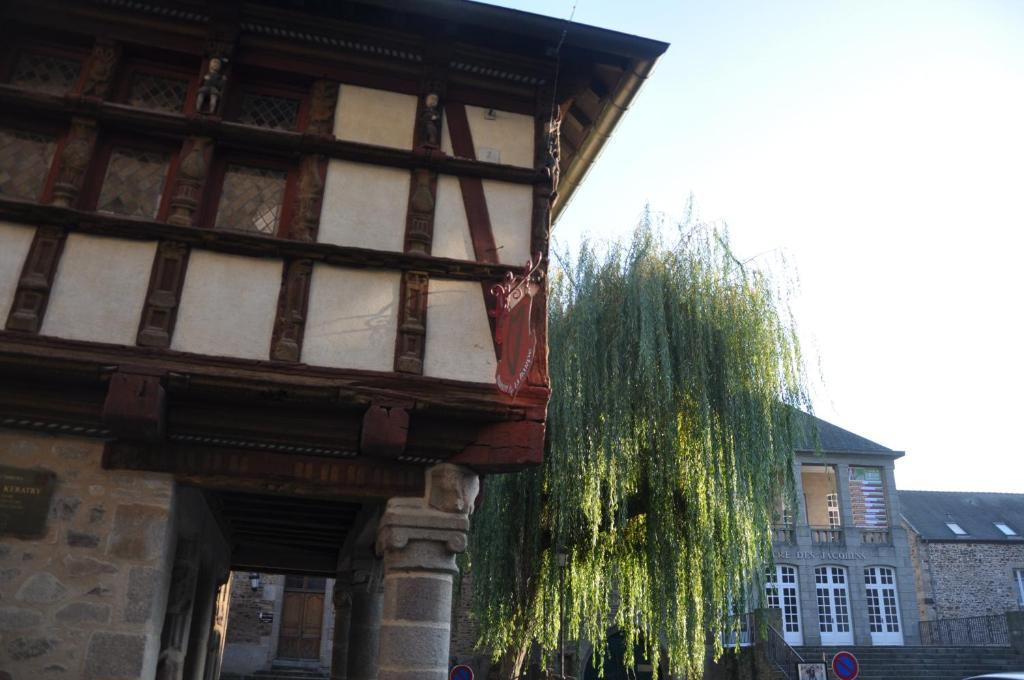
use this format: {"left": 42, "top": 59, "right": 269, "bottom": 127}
{"left": 102, "top": 369, "right": 167, "bottom": 441}
{"left": 394, "top": 271, "right": 428, "bottom": 374}
{"left": 360, "top": 400, "right": 413, "bottom": 459}
{"left": 5, "top": 226, "right": 66, "bottom": 333}
{"left": 270, "top": 259, "right": 313, "bottom": 362}
{"left": 51, "top": 117, "right": 98, "bottom": 208}
{"left": 137, "top": 241, "right": 190, "bottom": 348}
{"left": 447, "top": 419, "right": 545, "bottom": 472}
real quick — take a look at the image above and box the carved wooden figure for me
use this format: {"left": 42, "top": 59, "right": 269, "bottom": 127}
{"left": 292, "top": 156, "right": 326, "bottom": 242}
{"left": 309, "top": 80, "right": 339, "bottom": 136}
{"left": 420, "top": 92, "right": 442, "bottom": 148}
{"left": 195, "top": 58, "right": 228, "bottom": 115}
{"left": 80, "top": 40, "right": 119, "bottom": 99}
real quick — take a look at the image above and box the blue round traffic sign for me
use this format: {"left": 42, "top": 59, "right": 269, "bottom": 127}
{"left": 450, "top": 664, "right": 474, "bottom": 680}
{"left": 831, "top": 650, "right": 859, "bottom": 680}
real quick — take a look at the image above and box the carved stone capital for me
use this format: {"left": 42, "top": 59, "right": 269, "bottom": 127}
{"left": 375, "top": 499, "right": 470, "bottom": 574}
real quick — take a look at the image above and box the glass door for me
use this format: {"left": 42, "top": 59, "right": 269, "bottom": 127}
{"left": 766, "top": 565, "right": 803, "bottom": 646}
{"left": 864, "top": 566, "right": 903, "bottom": 645}
{"left": 815, "top": 566, "right": 853, "bottom": 645}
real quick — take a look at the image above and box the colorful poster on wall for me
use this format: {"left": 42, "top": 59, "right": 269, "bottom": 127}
{"left": 849, "top": 466, "right": 887, "bottom": 528}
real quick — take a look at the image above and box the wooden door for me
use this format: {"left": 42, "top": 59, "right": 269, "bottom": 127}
{"left": 278, "top": 589, "right": 324, "bottom": 659}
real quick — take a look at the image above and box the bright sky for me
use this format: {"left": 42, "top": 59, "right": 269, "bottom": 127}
{"left": 491, "top": 0, "right": 1024, "bottom": 493}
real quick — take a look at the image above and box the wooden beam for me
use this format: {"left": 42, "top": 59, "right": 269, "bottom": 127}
{"left": 360, "top": 401, "right": 411, "bottom": 459}
{"left": 447, "top": 419, "right": 546, "bottom": 472}
{"left": 0, "top": 85, "right": 543, "bottom": 185}
{"left": 104, "top": 441, "right": 425, "bottom": 501}
{"left": 0, "top": 331, "right": 550, "bottom": 415}
{"left": 444, "top": 102, "right": 499, "bottom": 265}
{"left": 0, "top": 197, "right": 525, "bottom": 284}
{"left": 232, "top": 542, "right": 338, "bottom": 576}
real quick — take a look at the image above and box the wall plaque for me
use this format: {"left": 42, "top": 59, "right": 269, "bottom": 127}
{"left": 0, "top": 465, "right": 56, "bottom": 538}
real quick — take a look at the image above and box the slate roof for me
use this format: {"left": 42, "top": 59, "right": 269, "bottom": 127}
{"left": 900, "top": 490, "right": 1024, "bottom": 542}
{"left": 792, "top": 411, "right": 902, "bottom": 457}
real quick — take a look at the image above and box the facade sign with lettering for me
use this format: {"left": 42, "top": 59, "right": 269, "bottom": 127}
{"left": 0, "top": 465, "right": 56, "bottom": 538}
{"left": 774, "top": 550, "right": 868, "bottom": 561}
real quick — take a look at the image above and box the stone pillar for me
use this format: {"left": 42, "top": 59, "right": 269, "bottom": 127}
{"left": 346, "top": 562, "right": 383, "bottom": 680}
{"left": 375, "top": 464, "right": 479, "bottom": 680}
{"left": 332, "top": 577, "right": 353, "bottom": 680}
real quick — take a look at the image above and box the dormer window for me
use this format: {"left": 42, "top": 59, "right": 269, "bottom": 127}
{"left": 995, "top": 522, "right": 1018, "bottom": 537}
{"left": 945, "top": 522, "right": 967, "bottom": 536}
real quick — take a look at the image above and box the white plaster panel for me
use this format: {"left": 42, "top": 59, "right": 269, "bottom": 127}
{"left": 40, "top": 234, "right": 156, "bottom": 345}
{"left": 465, "top": 105, "right": 535, "bottom": 168}
{"left": 424, "top": 278, "right": 496, "bottom": 384}
{"left": 172, "top": 251, "right": 281, "bottom": 360}
{"left": 302, "top": 265, "right": 400, "bottom": 372}
{"left": 318, "top": 159, "right": 409, "bottom": 252}
{"left": 439, "top": 106, "right": 535, "bottom": 168}
{"left": 431, "top": 175, "right": 475, "bottom": 261}
{"left": 0, "top": 221, "right": 35, "bottom": 322}
{"left": 333, "top": 85, "right": 417, "bottom": 149}
{"left": 441, "top": 112, "right": 455, "bottom": 158}
{"left": 482, "top": 180, "right": 533, "bottom": 265}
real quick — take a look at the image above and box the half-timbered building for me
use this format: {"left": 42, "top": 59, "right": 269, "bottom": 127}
{"left": 0, "top": 0, "right": 667, "bottom": 678}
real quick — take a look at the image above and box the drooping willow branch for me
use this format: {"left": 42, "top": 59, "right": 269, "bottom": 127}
{"left": 469, "top": 213, "right": 810, "bottom": 679}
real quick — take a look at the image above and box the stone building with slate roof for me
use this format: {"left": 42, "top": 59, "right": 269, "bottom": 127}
{"left": 768, "top": 413, "right": 920, "bottom": 647}
{"left": 901, "top": 490, "right": 1024, "bottom": 622}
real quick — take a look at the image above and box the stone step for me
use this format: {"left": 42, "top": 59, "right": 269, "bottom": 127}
{"left": 787, "top": 645, "right": 1023, "bottom": 680}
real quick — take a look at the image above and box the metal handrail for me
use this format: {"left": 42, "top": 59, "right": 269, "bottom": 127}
{"left": 764, "top": 623, "right": 804, "bottom": 680}
{"left": 919, "top": 613, "right": 1010, "bottom": 646}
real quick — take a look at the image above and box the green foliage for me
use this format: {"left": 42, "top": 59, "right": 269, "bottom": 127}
{"left": 469, "top": 211, "right": 811, "bottom": 678}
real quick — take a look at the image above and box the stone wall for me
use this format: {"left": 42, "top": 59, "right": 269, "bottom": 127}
{"left": 221, "top": 573, "right": 336, "bottom": 675}
{"left": 0, "top": 428, "right": 176, "bottom": 678}
{"left": 222, "top": 573, "right": 284, "bottom": 674}
{"left": 909, "top": 534, "right": 1024, "bottom": 620}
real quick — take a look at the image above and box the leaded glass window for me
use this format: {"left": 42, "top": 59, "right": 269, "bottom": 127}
{"left": 237, "top": 93, "right": 300, "bottom": 131}
{"left": 126, "top": 72, "right": 189, "bottom": 113}
{"left": 0, "top": 128, "right": 56, "bottom": 201}
{"left": 9, "top": 51, "right": 81, "bottom": 95}
{"left": 96, "top": 147, "right": 171, "bottom": 218}
{"left": 215, "top": 164, "right": 286, "bottom": 234}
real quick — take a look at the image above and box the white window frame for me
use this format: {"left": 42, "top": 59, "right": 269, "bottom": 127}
{"left": 1015, "top": 568, "right": 1024, "bottom": 606}
{"left": 826, "top": 493, "right": 841, "bottom": 529}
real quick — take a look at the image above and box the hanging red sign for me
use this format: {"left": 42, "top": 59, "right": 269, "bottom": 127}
{"left": 491, "top": 253, "right": 543, "bottom": 397}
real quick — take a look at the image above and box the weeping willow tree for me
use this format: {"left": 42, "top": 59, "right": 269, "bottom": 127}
{"left": 469, "top": 211, "right": 811, "bottom": 679}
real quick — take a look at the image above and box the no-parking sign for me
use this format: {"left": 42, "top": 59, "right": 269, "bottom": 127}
{"left": 450, "top": 664, "right": 474, "bottom": 680}
{"left": 831, "top": 650, "right": 859, "bottom": 680}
